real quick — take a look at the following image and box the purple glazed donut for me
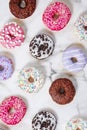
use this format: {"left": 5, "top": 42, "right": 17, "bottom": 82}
{"left": 0, "top": 56, "right": 14, "bottom": 80}
{"left": 63, "top": 45, "right": 87, "bottom": 72}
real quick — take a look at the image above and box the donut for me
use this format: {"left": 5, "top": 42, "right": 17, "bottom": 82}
{"left": 9, "top": 0, "right": 36, "bottom": 19}
{"left": 42, "top": 2, "right": 71, "bottom": 31}
{"left": 49, "top": 78, "right": 76, "bottom": 105}
{"left": 29, "top": 33, "right": 55, "bottom": 60}
{"left": 0, "top": 56, "right": 14, "bottom": 80}
{"left": 32, "top": 110, "right": 57, "bottom": 130}
{"left": 62, "top": 45, "right": 87, "bottom": 73}
{"left": 18, "top": 66, "right": 45, "bottom": 93}
{"left": 0, "top": 22, "right": 25, "bottom": 49}
{"left": 74, "top": 14, "right": 87, "bottom": 40}
{"left": 65, "top": 118, "right": 87, "bottom": 130}
{"left": 0, "top": 96, "right": 27, "bottom": 125}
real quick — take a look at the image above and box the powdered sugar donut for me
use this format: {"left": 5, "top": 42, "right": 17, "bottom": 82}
{"left": 18, "top": 66, "right": 45, "bottom": 93}
{"left": 32, "top": 110, "right": 57, "bottom": 130}
{"left": 29, "top": 33, "right": 55, "bottom": 60}
{"left": 42, "top": 2, "right": 71, "bottom": 31}
{"left": 65, "top": 118, "right": 87, "bottom": 130}
{"left": 75, "top": 14, "right": 87, "bottom": 40}
{"left": 63, "top": 45, "right": 87, "bottom": 73}
{"left": 0, "top": 56, "right": 14, "bottom": 80}
{"left": 0, "top": 96, "right": 27, "bottom": 125}
{"left": 0, "top": 22, "right": 25, "bottom": 48}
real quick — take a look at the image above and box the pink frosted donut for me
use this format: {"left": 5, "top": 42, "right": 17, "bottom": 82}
{"left": 42, "top": 2, "right": 71, "bottom": 31}
{"left": 0, "top": 96, "right": 27, "bottom": 125}
{"left": 0, "top": 22, "right": 25, "bottom": 48}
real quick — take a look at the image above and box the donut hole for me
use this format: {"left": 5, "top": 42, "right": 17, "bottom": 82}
{"left": 19, "top": 0, "right": 27, "bottom": 9}
{"left": 71, "top": 57, "right": 78, "bottom": 63}
{"left": 83, "top": 25, "right": 87, "bottom": 31}
{"left": 52, "top": 13, "right": 59, "bottom": 21}
{"left": 58, "top": 88, "right": 65, "bottom": 95}
{"left": 76, "top": 128, "right": 81, "bottom": 130}
{"left": 0, "top": 65, "right": 4, "bottom": 72}
{"left": 28, "top": 76, "right": 34, "bottom": 83}
{"left": 9, "top": 34, "right": 16, "bottom": 40}
{"left": 8, "top": 107, "right": 16, "bottom": 114}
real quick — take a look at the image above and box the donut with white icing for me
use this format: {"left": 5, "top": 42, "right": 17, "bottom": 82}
{"left": 65, "top": 118, "right": 87, "bottom": 130}
{"left": 18, "top": 66, "right": 45, "bottom": 93}
{"left": 32, "top": 110, "right": 57, "bottom": 130}
{"left": 62, "top": 45, "right": 87, "bottom": 72}
{"left": 29, "top": 33, "right": 55, "bottom": 60}
{"left": 75, "top": 14, "right": 87, "bottom": 40}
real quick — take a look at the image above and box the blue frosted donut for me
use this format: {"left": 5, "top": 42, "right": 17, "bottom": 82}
{"left": 0, "top": 56, "right": 13, "bottom": 80}
{"left": 63, "top": 45, "right": 87, "bottom": 72}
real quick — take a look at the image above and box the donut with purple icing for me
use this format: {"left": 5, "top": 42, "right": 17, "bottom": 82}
{"left": 62, "top": 45, "right": 87, "bottom": 73}
{"left": 0, "top": 56, "right": 14, "bottom": 80}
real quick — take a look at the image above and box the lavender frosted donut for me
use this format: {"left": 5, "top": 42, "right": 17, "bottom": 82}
{"left": 63, "top": 45, "right": 87, "bottom": 72}
{"left": 0, "top": 56, "right": 14, "bottom": 80}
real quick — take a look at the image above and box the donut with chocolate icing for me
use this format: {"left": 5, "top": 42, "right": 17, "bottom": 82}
{"left": 32, "top": 110, "right": 57, "bottom": 130}
{"left": 9, "top": 0, "right": 36, "bottom": 19}
{"left": 29, "top": 33, "right": 55, "bottom": 60}
{"left": 49, "top": 78, "right": 76, "bottom": 105}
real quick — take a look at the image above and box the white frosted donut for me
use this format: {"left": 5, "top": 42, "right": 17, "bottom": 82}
{"left": 74, "top": 14, "right": 87, "bottom": 40}
{"left": 65, "top": 118, "right": 87, "bottom": 130}
{"left": 62, "top": 45, "right": 87, "bottom": 72}
{"left": 18, "top": 66, "right": 45, "bottom": 93}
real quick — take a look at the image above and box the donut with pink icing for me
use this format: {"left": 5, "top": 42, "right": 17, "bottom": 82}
{"left": 0, "top": 96, "right": 27, "bottom": 125}
{"left": 42, "top": 2, "right": 71, "bottom": 31}
{"left": 0, "top": 22, "right": 25, "bottom": 48}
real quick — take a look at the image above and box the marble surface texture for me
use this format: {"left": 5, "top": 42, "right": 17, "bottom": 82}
{"left": 0, "top": 0, "right": 87, "bottom": 130}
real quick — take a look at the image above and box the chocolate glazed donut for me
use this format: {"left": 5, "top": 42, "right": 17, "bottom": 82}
{"left": 9, "top": 0, "right": 36, "bottom": 19}
{"left": 49, "top": 78, "right": 76, "bottom": 105}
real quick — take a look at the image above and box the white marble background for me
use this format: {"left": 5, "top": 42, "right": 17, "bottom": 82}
{"left": 0, "top": 0, "right": 87, "bottom": 130}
